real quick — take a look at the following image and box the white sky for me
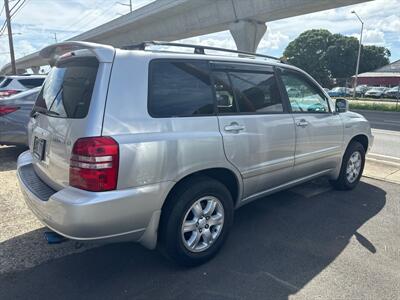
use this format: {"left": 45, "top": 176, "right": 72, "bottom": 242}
{"left": 0, "top": 0, "right": 399, "bottom": 68}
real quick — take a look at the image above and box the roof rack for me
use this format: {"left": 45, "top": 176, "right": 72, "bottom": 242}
{"left": 122, "top": 41, "right": 285, "bottom": 63}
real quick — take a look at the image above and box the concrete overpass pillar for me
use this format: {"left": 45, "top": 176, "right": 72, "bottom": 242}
{"left": 229, "top": 20, "right": 267, "bottom": 53}
{"left": 31, "top": 66, "right": 40, "bottom": 74}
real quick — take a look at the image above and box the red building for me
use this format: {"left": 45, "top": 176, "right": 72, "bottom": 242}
{"left": 354, "top": 60, "right": 400, "bottom": 87}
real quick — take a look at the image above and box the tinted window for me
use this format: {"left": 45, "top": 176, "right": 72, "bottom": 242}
{"left": 18, "top": 78, "right": 45, "bottom": 89}
{"left": 34, "top": 57, "right": 99, "bottom": 118}
{"left": 0, "top": 78, "right": 12, "bottom": 88}
{"left": 229, "top": 71, "right": 283, "bottom": 113}
{"left": 281, "top": 71, "right": 329, "bottom": 113}
{"left": 149, "top": 61, "right": 214, "bottom": 117}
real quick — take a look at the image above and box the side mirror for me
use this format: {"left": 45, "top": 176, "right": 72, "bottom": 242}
{"left": 335, "top": 98, "right": 348, "bottom": 113}
{"left": 217, "top": 94, "right": 232, "bottom": 108}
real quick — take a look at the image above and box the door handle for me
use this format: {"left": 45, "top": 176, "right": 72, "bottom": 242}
{"left": 296, "top": 119, "right": 309, "bottom": 127}
{"left": 224, "top": 122, "right": 245, "bottom": 133}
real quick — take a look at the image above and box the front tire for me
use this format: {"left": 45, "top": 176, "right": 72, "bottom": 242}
{"left": 158, "top": 176, "right": 234, "bottom": 266}
{"left": 331, "top": 141, "right": 365, "bottom": 190}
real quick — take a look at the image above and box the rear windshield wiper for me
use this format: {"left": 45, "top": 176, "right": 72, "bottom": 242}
{"left": 31, "top": 106, "right": 60, "bottom": 117}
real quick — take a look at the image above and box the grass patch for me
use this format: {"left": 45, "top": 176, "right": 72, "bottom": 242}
{"left": 349, "top": 101, "right": 400, "bottom": 112}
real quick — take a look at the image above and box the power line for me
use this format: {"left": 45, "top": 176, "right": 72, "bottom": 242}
{"left": 63, "top": 0, "right": 110, "bottom": 33}
{"left": 74, "top": 1, "right": 119, "bottom": 32}
{"left": 10, "top": 0, "right": 27, "bottom": 19}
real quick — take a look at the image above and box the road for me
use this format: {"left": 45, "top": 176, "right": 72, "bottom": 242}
{"left": 0, "top": 146, "right": 399, "bottom": 300}
{"left": 353, "top": 110, "right": 400, "bottom": 132}
{"left": 353, "top": 110, "right": 400, "bottom": 160}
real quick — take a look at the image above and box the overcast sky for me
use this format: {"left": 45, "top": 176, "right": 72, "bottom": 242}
{"left": 0, "top": 0, "right": 399, "bottom": 68}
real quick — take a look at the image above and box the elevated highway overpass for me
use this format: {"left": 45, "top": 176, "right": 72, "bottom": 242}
{"left": 0, "top": 0, "right": 372, "bottom": 74}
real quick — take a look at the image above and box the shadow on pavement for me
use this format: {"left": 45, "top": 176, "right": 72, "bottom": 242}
{"left": 0, "top": 146, "right": 27, "bottom": 172}
{"left": 0, "top": 180, "right": 386, "bottom": 300}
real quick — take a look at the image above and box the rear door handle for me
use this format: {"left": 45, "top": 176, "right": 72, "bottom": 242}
{"left": 224, "top": 122, "right": 245, "bottom": 133}
{"left": 296, "top": 119, "right": 309, "bottom": 127}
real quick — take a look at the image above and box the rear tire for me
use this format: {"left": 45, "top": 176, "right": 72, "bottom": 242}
{"left": 158, "top": 176, "right": 234, "bottom": 267}
{"left": 331, "top": 141, "right": 365, "bottom": 190}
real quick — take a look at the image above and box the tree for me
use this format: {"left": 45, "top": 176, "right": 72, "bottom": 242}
{"left": 283, "top": 29, "right": 391, "bottom": 87}
{"left": 284, "top": 29, "right": 332, "bottom": 86}
{"left": 360, "top": 46, "right": 391, "bottom": 73}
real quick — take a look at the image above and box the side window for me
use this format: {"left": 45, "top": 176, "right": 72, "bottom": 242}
{"left": 18, "top": 78, "right": 45, "bottom": 89}
{"left": 212, "top": 70, "right": 283, "bottom": 114}
{"left": 280, "top": 71, "right": 330, "bottom": 113}
{"left": 229, "top": 71, "right": 283, "bottom": 113}
{"left": 148, "top": 61, "right": 214, "bottom": 117}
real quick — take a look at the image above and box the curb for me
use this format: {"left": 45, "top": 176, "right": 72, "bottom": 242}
{"left": 367, "top": 153, "right": 400, "bottom": 167}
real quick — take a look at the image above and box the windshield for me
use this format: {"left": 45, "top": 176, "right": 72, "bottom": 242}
{"left": 33, "top": 56, "right": 99, "bottom": 118}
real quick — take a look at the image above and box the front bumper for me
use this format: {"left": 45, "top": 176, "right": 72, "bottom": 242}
{"left": 17, "top": 151, "right": 173, "bottom": 248}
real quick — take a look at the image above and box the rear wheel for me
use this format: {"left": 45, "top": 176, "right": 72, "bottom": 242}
{"left": 331, "top": 141, "right": 365, "bottom": 190}
{"left": 158, "top": 176, "right": 234, "bottom": 266}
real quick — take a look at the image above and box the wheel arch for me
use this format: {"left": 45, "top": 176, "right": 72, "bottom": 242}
{"left": 162, "top": 167, "right": 243, "bottom": 214}
{"left": 349, "top": 134, "right": 369, "bottom": 152}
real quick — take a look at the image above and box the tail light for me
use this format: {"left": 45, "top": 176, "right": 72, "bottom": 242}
{"left": 69, "top": 137, "right": 119, "bottom": 192}
{"left": 0, "top": 90, "right": 20, "bottom": 98}
{"left": 0, "top": 105, "right": 19, "bottom": 116}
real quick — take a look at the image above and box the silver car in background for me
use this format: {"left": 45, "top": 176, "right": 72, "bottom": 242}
{"left": 0, "top": 75, "right": 45, "bottom": 98}
{"left": 17, "top": 41, "right": 373, "bottom": 266}
{"left": 0, "top": 87, "right": 41, "bottom": 146}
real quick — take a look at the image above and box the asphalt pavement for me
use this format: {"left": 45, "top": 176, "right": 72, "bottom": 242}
{"left": 0, "top": 144, "right": 399, "bottom": 299}
{"left": 352, "top": 110, "right": 400, "bottom": 161}
{"left": 353, "top": 109, "right": 400, "bottom": 132}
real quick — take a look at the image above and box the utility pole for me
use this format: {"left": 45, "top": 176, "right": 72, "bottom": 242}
{"left": 352, "top": 10, "right": 364, "bottom": 99}
{"left": 4, "top": 0, "right": 17, "bottom": 75}
{"left": 53, "top": 32, "right": 58, "bottom": 43}
{"left": 117, "top": 0, "right": 132, "bottom": 13}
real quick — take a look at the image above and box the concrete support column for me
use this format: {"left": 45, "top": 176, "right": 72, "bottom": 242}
{"left": 30, "top": 66, "right": 40, "bottom": 74}
{"left": 229, "top": 20, "right": 267, "bottom": 53}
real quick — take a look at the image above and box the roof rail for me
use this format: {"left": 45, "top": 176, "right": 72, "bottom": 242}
{"left": 122, "top": 41, "right": 285, "bottom": 63}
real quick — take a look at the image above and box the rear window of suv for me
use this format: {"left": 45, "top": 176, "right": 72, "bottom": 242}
{"left": 34, "top": 56, "right": 99, "bottom": 118}
{"left": 0, "top": 78, "right": 12, "bottom": 88}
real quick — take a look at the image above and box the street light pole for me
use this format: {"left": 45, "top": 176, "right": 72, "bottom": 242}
{"left": 4, "top": 0, "right": 17, "bottom": 75}
{"left": 352, "top": 10, "right": 364, "bottom": 99}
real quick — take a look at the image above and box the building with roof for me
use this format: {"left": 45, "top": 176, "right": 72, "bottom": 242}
{"left": 355, "top": 60, "right": 400, "bottom": 87}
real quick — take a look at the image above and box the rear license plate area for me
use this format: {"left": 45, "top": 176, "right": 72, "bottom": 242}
{"left": 33, "top": 137, "right": 46, "bottom": 161}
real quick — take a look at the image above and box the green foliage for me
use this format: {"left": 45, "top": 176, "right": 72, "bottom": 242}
{"left": 283, "top": 30, "right": 391, "bottom": 87}
{"left": 349, "top": 101, "right": 400, "bottom": 112}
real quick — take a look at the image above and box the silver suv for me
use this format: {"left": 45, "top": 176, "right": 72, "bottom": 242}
{"left": 17, "top": 41, "right": 373, "bottom": 266}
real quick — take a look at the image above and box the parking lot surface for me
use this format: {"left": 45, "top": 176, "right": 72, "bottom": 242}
{"left": 0, "top": 145, "right": 399, "bottom": 300}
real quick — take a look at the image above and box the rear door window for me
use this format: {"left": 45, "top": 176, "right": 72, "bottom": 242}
{"left": 212, "top": 68, "right": 284, "bottom": 114}
{"left": 34, "top": 57, "right": 99, "bottom": 118}
{"left": 148, "top": 60, "right": 214, "bottom": 117}
{"left": 18, "top": 78, "right": 45, "bottom": 89}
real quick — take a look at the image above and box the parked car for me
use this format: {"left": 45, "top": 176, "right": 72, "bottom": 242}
{"left": 383, "top": 86, "right": 400, "bottom": 99}
{"left": 17, "top": 42, "right": 373, "bottom": 266}
{"left": 0, "top": 87, "right": 41, "bottom": 146}
{"left": 364, "top": 87, "right": 388, "bottom": 98}
{"left": 0, "top": 75, "right": 45, "bottom": 98}
{"left": 354, "top": 85, "right": 371, "bottom": 97}
{"left": 328, "top": 87, "right": 351, "bottom": 97}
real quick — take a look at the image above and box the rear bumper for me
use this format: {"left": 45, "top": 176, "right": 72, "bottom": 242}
{"left": 17, "top": 151, "right": 173, "bottom": 249}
